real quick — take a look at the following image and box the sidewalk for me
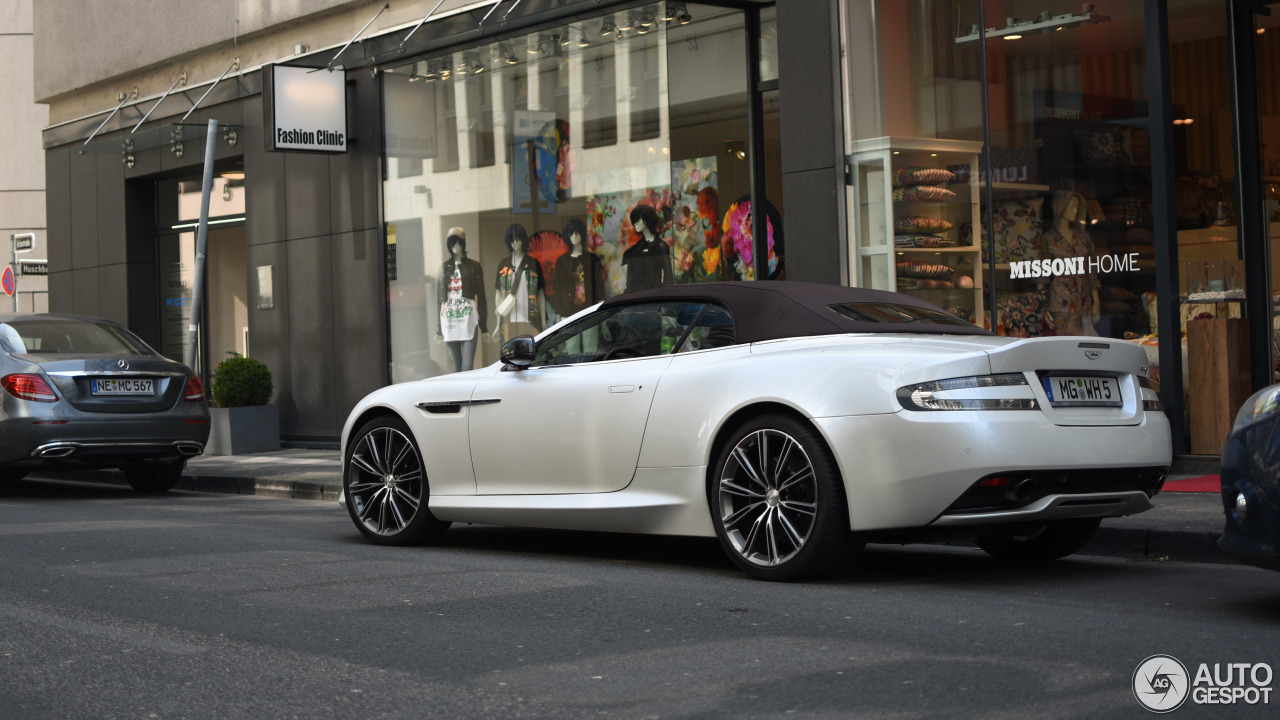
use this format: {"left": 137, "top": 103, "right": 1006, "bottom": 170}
{"left": 44, "top": 450, "right": 1232, "bottom": 565}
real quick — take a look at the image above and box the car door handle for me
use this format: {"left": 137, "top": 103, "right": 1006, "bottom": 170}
{"left": 608, "top": 385, "right": 635, "bottom": 393}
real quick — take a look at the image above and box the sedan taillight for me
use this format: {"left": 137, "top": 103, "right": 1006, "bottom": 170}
{"left": 184, "top": 374, "right": 206, "bottom": 402}
{"left": 1, "top": 374, "right": 60, "bottom": 403}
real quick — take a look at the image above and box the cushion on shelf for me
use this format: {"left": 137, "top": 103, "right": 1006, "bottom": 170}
{"left": 893, "top": 185, "right": 957, "bottom": 203}
{"left": 985, "top": 197, "right": 1044, "bottom": 264}
{"left": 894, "top": 234, "right": 956, "bottom": 248}
{"left": 894, "top": 216, "right": 955, "bottom": 234}
{"left": 995, "top": 290, "right": 1050, "bottom": 338}
{"left": 892, "top": 167, "right": 956, "bottom": 187}
{"left": 896, "top": 261, "right": 955, "bottom": 279}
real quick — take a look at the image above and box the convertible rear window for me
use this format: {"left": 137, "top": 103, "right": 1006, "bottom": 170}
{"left": 827, "top": 302, "right": 974, "bottom": 328}
{"left": 0, "top": 319, "right": 153, "bottom": 355}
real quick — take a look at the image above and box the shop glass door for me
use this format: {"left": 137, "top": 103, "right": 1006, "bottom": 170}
{"left": 1254, "top": 3, "right": 1280, "bottom": 385}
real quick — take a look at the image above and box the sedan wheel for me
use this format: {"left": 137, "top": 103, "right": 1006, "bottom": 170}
{"left": 710, "top": 414, "right": 860, "bottom": 581}
{"left": 976, "top": 518, "right": 1101, "bottom": 561}
{"left": 344, "top": 415, "right": 450, "bottom": 545}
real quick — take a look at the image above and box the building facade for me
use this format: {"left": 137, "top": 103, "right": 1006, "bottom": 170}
{"left": 2, "top": 0, "right": 48, "bottom": 312}
{"left": 30, "top": 0, "right": 1280, "bottom": 453}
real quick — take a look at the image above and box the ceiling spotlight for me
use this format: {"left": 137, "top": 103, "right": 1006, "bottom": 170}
{"left": 620, "top": 13, "right": 635, "bottom": 31}
{"left": 664, "top": 4, "right": 676, "bottom": 22}
{"left": 601, "top": 17, "right": 616, "bottom": 35}
{"left": 577, "top": 31, "right": 590, "bottom": 48}
{"left": 467, "top": 52, "right": 485, "bottom": 74}
{"left": 640, "top": 10, "right": 654, "bottom": 28}
{"left": 559, "top": 29, "right": 571, "bottom": 46}
{"left": 675, "top": 3, "right": 692, "bottom": 24}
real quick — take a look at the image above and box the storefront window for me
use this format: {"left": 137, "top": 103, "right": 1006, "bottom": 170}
{"left": 382, "top": 3, "right": 754, "bottom": 382}
{"left": 847, "top": 1, "right": 1156, "bottom": 341}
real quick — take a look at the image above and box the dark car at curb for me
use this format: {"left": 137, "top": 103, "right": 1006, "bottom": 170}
{"left": 0, "top": 313, "right": 209, "bottom": 492}
{"left": 1219, "top": 383, "right": 1280, "bottom": 570}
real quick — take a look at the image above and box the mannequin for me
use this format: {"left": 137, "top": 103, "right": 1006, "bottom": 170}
{"left": 553, "top": 218, "right": 606, "bottom": 316}
{"left": 436, "top": 227, "right": 487, "bottom": 372}
{"left": 493, "top": 223, "right": 545, "bottom": 342}
{"left": 621, "top": 205, "right": 673, "bottom": 294}
{"left": 1045, "top": 190, "right": 1101, "bottom": 336}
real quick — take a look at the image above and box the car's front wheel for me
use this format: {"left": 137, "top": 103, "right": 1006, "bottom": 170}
{"left": 709, "top": 414, "right": 860, "bottom": 581}
{"left": 124, "top": 460, "right": 184, "bottom": 492}
{"left": 976, "top": 518, "right": 1101, "bottom": 561}
{"left": 344, "top": 415, "right": 450, "bottom": 545}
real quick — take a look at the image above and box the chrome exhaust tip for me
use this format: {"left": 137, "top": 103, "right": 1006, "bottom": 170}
{"left": 36, "top": 445, "right": 77, "bottom": 458}
{"left": 175, "top": 443, "right": 204, "bottom": 456}
{"left": 1005, "top": 477, "right": 1038, "bottom": 503}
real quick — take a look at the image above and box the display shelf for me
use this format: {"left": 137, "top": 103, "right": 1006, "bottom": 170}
{"left": 851, "top": 135, "right": 985, "bottom": 324}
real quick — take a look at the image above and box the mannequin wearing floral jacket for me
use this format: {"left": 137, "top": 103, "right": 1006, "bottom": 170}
{"left": 1045, "top": 190, "right": 1101, "bottom": 336}
{"left": 493, "top": 223, "right": 546, "bottom": 342}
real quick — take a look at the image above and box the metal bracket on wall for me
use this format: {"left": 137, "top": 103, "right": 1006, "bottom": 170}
{"left": 81, "top": 86, "right": 138, "bottom": 150}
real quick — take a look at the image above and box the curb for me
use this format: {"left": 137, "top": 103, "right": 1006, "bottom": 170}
{"left": 45, "top": 468, "right": 343, "bottom": 503}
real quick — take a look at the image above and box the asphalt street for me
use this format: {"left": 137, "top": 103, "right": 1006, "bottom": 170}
{"left": 1, "top": 477, "right": 1277, "bottom": 719}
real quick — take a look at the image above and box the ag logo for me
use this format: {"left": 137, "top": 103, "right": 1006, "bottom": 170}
{"left": 1134, "top": 654, "right": 1190, "bottom": 712}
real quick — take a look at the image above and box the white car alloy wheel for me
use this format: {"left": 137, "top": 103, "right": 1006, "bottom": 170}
{"left": 711, "top": 414, "right": 858, "bottom": 581}
{"left": 344, "top": 416, "right": 450, "bottom": 545}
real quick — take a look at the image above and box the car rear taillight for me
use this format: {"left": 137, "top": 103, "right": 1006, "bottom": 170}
{"left": 1, "top": 374, "right": 60, "bottom": 402}
{"left": 184, "top": 374, "right": 206, "bottom": 402}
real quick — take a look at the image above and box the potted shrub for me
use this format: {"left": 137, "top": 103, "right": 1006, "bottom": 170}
{"left": 205, "top": 356, "right": 280, "bottom": 455}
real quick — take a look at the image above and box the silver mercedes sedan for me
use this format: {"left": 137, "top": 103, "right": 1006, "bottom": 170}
{"left": 0, "top": 313, "right": 209, "bottom": 491}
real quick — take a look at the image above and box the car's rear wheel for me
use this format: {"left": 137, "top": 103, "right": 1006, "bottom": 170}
{"left": 976, "top": 518, "right": 1101, "bottom": 561}
{"left": 344, "top": 415, "right": 450, "bottom": 545}
{"left": 710, "top": 414, "right": 860, "bottom": 581}
{"left": 124, "top": 460, "right": 184, "bottom": 492}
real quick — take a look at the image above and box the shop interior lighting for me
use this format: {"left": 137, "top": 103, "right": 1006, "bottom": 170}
{"left": 467, "top": 52, "right": 486, "bottom": 74}
{"left": 619, "top": 13, "right": 634, "bottom": 31}
{"left": 639, "top": 9, "right": 655, "bottom": 28}
{"left": 674, "top": 3, "right": 692, "bottom": 25}
{"left": 955, "top": 4, "right": 1109, "bottom": 44}
{"left": 528, "top": 37, "right": 545, "bottom": 54}
{"left": 664, "top": 3, "right": 677, "bottom": 22}
{"left": 601, "top": 17, "right": 617, "bottom": 36}
{"left": 501, "top": 43, "right": 519, "bottom": 64}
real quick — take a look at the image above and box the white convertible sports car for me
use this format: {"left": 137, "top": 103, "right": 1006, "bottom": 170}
{"left": 340, "top": 282, "right": 1172, "bottom": 581}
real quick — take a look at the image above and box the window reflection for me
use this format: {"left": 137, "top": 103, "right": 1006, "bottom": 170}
{"left": 383, "top": 4, "right": 762, "bottom": 383}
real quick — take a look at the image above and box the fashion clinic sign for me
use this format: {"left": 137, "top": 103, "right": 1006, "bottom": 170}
{"left": 264, "top": 65, "right": 347, "bottom": 153}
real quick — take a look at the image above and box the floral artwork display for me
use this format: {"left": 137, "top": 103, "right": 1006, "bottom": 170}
{"left": 669, "top": 157, "right": 723, "bottom": 284}
{"left": 586, "top": 186, "right": 674, "bottom": 297}
{"left": 720, "top": 198, "right": 780, "bottom": 281}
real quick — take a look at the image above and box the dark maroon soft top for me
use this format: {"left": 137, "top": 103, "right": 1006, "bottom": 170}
{"left": 598, "top": 281, "right": 994, "bottom": 344}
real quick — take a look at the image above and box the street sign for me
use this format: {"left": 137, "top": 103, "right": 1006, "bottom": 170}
{"left": 12, "top": 233, "right": 33, "bottom": 253}
{"left": 18, "top": 259, "right": 48, "bottom": 276}
{"left": 1, "top": 266, "right": 14, "bottom": 296}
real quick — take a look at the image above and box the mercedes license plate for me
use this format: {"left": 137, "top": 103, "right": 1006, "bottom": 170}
{"left": 1043, "top": 375, "right": 1121, "bottom": 407}
{"left": 92, "top": 378, "right": 154, "bottom": 395}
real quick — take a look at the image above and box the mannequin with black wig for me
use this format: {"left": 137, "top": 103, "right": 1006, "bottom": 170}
{"left": 621, "top": 204, "right": 673, "bottom": 294}
{"left": 552, "top": 218, "right": 607, "bottom": 314}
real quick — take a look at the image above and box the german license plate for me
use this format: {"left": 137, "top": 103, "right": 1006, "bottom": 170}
{"left": 1043, "top": 375, "right": 1121, "bottom": 407}
{"left": 92, "top": 378, "right": 154, "bottom": 395}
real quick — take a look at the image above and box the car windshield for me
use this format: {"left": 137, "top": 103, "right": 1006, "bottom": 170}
{"left": 827, "top": 302, "right": 974, "bottom": 328}
{"left": 0, "top": 319, "right": 153, "bottom": 355}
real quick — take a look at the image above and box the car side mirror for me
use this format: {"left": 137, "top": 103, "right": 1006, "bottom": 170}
{"left": 500, "top": 335, "right": 536, "bottom": 370}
